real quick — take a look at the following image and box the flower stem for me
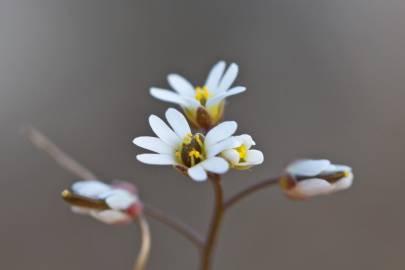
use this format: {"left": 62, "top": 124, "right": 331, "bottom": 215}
{"left": 224, "top": 177, "right": 280, "bottom": 210}
{"left": 133, "top": 214, "right": 151, "bottom": 270}
{"left": 143, "top": 204, "right": 204, "bottom": 249}
{"left": 200, "top": 174, "right": 224, "bottom": 270}
{"left": 23, "top": 126, "right": 97, "bottom": 180}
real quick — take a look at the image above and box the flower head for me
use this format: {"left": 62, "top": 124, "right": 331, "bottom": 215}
{"left": 221, "top": 135, "right": 264, "bottom": 170}
{"left": 280, "top": 159, "right": 353, "bottom": 200}
{"left": 62, "top": 180, "right": 142, "bottom": 224}
{"left": 133, "top": 108, "right": 241, "bottom": 181}
{"left": 150, "top": 61, "right": 246, "bottom": 129}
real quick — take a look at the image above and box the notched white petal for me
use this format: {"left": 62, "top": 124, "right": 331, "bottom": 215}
{"left": 205, "top": 121, "right": 238, "bottom": 146}
{"left": 245, "top": 150, "right": 264, "bottom": 165}
{"left": 206, "top": 86, "right": 246, "bottom": 107}
{"left": 150, "top": 88, "right": 189, "bottom": 107}
{"left": 222, "top": 149, "right": 240, "bottom": 164}
{"left": 217, "top": 63, "right": 239, "bottom": 93}
{"left": 104, "top": 190, "right": 136, "bottom": 210}
{"left": 136, "top": 154, "right": 176, "bottom": 165}
{"left": 133, "top": 136, "right": 174, "bottom": 154}
{"left": 205, "top": 61, "right": 226, "bottom": 93}
{"left": 165, "top": 108, "right": 191, "bottom": 138}
{"left": 91, "top": 210, "right": 131, "bottom": 224}
{"left": 286, "top": 159, "right": 331, "bottom": 177}
{"left": 148, "top": 114, "right": 181, "bottom": 146}
{"left": 292, "top": 178, "right": 333, "bottom": 196}
{"left": 200, "top": 157, "right": 229, "bottom": 174}
{"left": 187, "top": 166, "right": 208, "bottom": 182}
{"left": 72, "top": 181, "right": 111, "bottom": 198}
{"left": 207, "top": 137, "right": 241, "bottom": 158}
{"left": 167, "top": 74, "right": 195, "bottom": 96}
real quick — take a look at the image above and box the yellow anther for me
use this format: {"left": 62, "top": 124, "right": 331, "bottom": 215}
{"left": 183, "top": 133, "right": 193, "bottom": 144}
{"left": 235, "top": 145, "right": 248, "bottom": 161}
{"left": 188, "top": 149, "right": 201, "bottom": 159}
{"left": 342, "top": 171, "right": 350, "bottom": 177}
{"left": 195, "top": 86, "right": 211, "bottom": 105}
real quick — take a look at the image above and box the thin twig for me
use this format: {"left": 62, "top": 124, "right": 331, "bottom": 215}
{"left": 200, "top": 174, "right": 224, "bottom": 270}
{"left": 133, "top": 214, "right": 151, "bottom": 270}
{"left": 23, "top": 126, "right": 204, "bottom": 249}
{"left": 23, "top": 126, "right": 97, "bottom": 180}
{"left": 224, "top": 177, "right": 280, "bottom": 210}
{"left": 143, "top": 204, "right": 204, "bottom": 249}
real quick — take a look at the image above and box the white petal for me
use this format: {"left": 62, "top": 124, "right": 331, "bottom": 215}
{"left": 165, "top": 108, "right": 191, "bottom": 138}
{"left": 104, "top": 190, "right": 137, "bottom": 210}
{"left": 205, "top": 61, "right": 226, "bottom": 93}
{"left": 187, "top": 165, "right": 208, "bottom": 182}
{"left": 200, "top": 157, "right": 229, "bottom": 174}
{"left": 136, "top": 154, "right": 176, "bottom": 165}
{"left": 150, "top": 88, "right": 189, "bottom": 107}
{"left": 286, "top": 159, "right": 331, "bottom": 177}
{"left": 207, "top": 137, "right": 241, "bottom": 158}
{"left": 91, "top": 210, "right": 131, "bottom": 224}
{"left": 323, "top": 164, "right": 352, "bottom": 174}
{"left": 206, "top": 86, "right": 246, "bottom": 107}
{"left": 182, "top": 96, "right": 202, "bottom": 108}
{"left": 292, "top": 178, "right": 333, "bottom": 197}
{"left": 217, "top": 63, "right": 239, "bottom": 93}
{"left": 133, "top": 136, "right": 174, "bottom": 154}
{"left": 332, "top": 173, "right": 354, "bottom": 192}
{"left": 222, "top": 149, "right": 240, "bottom": 164}
{"left": 71, "top": 206, "right": 93, "bottom": 215}
{"left": 72, "top": 181, "right": 111, "bottom": 198}
{"left": 245, "top": 150, "right": 264, "bottom": 165}
{"left": 205, "top": 121, "right": 238, "bottom": 146}
{"left": 148, "top": 115, "right": 181, "bottom": 146}
{"left": 167, "top": 74, "right": 195, "bottom": 97}
{"left": 234, "top": 134, "right": 255, "bottom": 148}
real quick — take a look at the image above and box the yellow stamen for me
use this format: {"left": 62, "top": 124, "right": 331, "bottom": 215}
{"left": 189, "top": 149, "right": 201, "bottom": 159}
{"left": 195, "top": 86, "right": 211, "bottom": 106}
{"left": 235, "top": 145, "right": 248, "bottom": 161}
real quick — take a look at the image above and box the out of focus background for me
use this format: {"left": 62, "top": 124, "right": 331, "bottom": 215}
{"left": 1, "top": 1, "right": 404, "bottom": 269}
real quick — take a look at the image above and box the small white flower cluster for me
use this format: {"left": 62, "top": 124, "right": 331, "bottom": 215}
{"left": 134, "top": 61, "right": 264, "bottom": 181}
{"left": 60, "top": 61, "right": 354, "bottom": 226}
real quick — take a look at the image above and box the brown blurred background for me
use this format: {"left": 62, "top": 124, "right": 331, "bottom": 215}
{"left": 1, "top": 0, "right": 404, "bottom": 269}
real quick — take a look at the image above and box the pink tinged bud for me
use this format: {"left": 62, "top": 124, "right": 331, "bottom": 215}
{"left": 62, "top": 180, "right": 143, "bottom": 224}
{"left": 281, "top": 159, "right": 354, "bottom": 200}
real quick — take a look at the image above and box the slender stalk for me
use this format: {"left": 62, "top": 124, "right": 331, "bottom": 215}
{"left": 133, "top": 215, "right": 151, "bottom": 270}
{"left": 23, "top": 126, "right": 204, "bottom": 249}
{"left": 143, "top": 204, "right": 204, "bottom": 249}
{"left": 23, "top": 126, "right": 97, "bottom": 180}
{"left": 200, "top": 174, "right": 225, "bottom": 270}
{"left": 224, "top": 177, "right": 280, "bottom": 210}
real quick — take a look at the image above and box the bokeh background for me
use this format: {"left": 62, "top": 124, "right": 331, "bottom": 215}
{"left": 1, "top": 1, "right": 404, "bottom": 269}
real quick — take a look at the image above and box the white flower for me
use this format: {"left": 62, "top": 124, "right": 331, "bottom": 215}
{"left": 150, "top": 61, "right": 246, "bottom": 129}
{"left": 221, "top": 134, "right": 264, "bottom": 170}
{"left": 62, "top": 180, "right": 142, "bottom": 224}
{"left": 280, "top": 159, "right": 353, "bottom": 200}
{"left": 133, "top": 108, "right": 241, "bottom": 181}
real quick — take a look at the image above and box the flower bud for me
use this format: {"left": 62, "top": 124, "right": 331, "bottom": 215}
{"left": 62, "top": 180, "right": 142, "bottom": 224}
{"left": 280, "top": 159, "right": 353, "bottom": 200}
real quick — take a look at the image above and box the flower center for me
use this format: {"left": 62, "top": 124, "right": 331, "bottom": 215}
{"left": 176, "top": 133, "right": 206, "bottom": 167}
{"left": 235, "top": 145, "right": 248, "bottom": 162}
{"left": 195, "top": 86, "right": 211, "bottom": 106}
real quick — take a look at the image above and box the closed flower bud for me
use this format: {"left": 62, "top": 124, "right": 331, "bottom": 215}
{"left": 62, "top": 180, "right": 142, "bottom": 224}
{"left": 280, "top": 159, "right": 353, "bottom": 200}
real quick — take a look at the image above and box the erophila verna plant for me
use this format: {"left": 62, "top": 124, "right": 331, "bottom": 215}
{"left": 25, "top": 60, "right": 354, "bottom": 270}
